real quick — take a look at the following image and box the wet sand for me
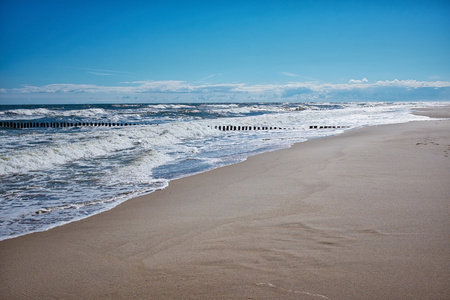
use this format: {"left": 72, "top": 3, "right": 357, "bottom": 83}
{"left": 1, "top": 110, "right": 449, "bottom": 299}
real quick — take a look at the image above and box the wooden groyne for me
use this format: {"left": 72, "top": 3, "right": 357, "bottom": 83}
{"left": 308, "top": 125, "right": 350, "bottom": 129}
{"left": 1, "top": 121, "right": 350, "bottom": 130}
{"left": 0, "top": 121, "right": 151, "bottom": 129}
{"left": 214, "top": 125, "right": 287, "bottom": 131}
{"left": 212, "top": 125, "right": 350, "bottom": 131}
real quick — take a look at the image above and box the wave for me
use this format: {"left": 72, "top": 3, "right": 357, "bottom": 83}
{"left": 0, "top": 107, "right": 111, "bottom": 120}
{"left": 0, "top": 119, "right": 221, "bottom": 176}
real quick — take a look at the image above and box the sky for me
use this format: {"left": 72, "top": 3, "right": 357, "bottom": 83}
{"left": 0, "top": 0, "right": 449, "bottom": 104}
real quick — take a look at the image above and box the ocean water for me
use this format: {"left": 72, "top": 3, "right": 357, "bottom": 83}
{"left": 0, "top": 102, "right": 437, "bottom": 240}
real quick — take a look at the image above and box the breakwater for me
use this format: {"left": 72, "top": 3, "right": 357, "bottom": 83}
{"left": 213, "top": 125, "right": 350, "bottom": 131}
{"left": 1, "top": 121, "right": 350, "bottom": 130}
{"left": 0, "top": 121, "right": 151, "bottom": 128}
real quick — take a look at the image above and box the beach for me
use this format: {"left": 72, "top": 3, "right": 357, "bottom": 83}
{"left": 1, "top": 111, "right": 449, "bottom": 299}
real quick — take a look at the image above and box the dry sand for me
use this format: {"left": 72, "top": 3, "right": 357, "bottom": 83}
{"left": 1, "top": 111, "right": 449, "bottom": 299}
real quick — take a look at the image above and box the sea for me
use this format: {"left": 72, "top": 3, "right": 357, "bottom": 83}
{"left": 0, "top": 102, "right": 441, "bottom": 240}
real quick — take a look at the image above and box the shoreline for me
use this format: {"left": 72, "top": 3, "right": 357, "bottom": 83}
{"left": 1, "top": 111, "right": 449, "bottom": 298}
{"left": 0, "top": 104, "right": 446, "bottom": 242}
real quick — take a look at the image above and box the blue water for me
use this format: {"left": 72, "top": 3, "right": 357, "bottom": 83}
{"left": 0, "top": 102, "right": 435, "bottom": 240}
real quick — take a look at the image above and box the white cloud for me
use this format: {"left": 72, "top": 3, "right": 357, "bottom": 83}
{"left": 4, "top": 79, "right": 450, "bottom": 102}
{"left": 349, "top": 78, "right": 369, "bottom": 84}
{"left": 372, "top": 79, "right": 450, "bottom": 88}
{"left": 15, "top": 84, "right": 133, "bottom": 94}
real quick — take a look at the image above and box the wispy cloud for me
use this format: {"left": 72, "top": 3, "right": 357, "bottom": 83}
{"left": 198, "top": 73, "right": 223, "bottom": 82}
{"left": 88, "top": 72, "right": 114, "bottom": 76}
{"left": 280, "top": 72, "right": 300, "bottom": 77}
{"left": 280, "top": 72, "right": 318, "bottom": 81}
{"left": 63, "top": 66, "right": 133, "bottom": 77}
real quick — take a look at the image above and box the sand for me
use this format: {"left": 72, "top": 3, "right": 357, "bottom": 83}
{"left": 1, "top": 110, "right": 449, "bottom": 299}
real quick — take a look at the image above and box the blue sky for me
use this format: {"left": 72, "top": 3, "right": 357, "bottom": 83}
{"left": 1, "top": 0, "right": 449, "bottom": 104}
